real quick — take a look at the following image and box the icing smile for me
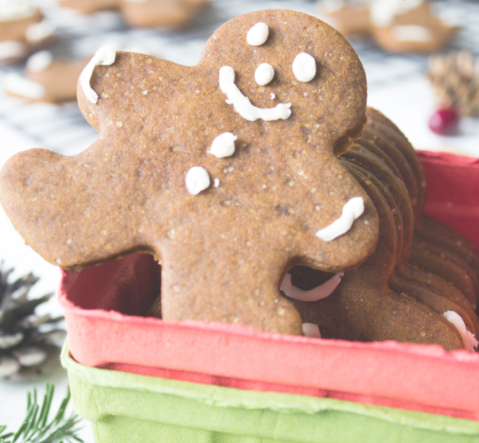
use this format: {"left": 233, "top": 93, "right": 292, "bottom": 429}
{"left": 219, "top": 66, "right": 291, "bottom": 122}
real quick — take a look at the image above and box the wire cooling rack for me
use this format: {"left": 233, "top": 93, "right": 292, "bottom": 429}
{"left": 0, "top": 0, "right": 478, "bottom": 156}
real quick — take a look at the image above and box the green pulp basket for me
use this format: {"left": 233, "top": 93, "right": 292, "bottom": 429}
{"left": 61, "top": 341, "right": 479, "bottom": 443}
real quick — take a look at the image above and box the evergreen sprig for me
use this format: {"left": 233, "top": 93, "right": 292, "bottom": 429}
{"left": 0, "top": 383, "right": 83, "bottom": 443}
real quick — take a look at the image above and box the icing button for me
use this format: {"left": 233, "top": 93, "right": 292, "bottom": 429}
{"left": 185, "top": 166, "right": 210, "bottom": 195}
{"left": 208, "top": 132, "right": 237, "bottom": 158}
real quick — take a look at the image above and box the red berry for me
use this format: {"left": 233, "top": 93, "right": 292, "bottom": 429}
{"left": 428, "top": 107, "right": 460, "bottom": 135}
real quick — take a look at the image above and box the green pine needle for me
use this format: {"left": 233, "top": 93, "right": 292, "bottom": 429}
{"left": 1, "top": 383, "right": 83, "bottom": 443}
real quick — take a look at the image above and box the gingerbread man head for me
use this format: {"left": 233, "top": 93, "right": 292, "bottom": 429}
{"left": 0, "top": 10, "right": 378, "bottom": 335}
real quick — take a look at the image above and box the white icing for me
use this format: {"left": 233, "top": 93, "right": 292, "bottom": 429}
{"left": 247, "top": 22, "right": 269, "bottom": 46}
{"left": 302, "top": 323, "right": 321, "bottom": 338}
{"left": 292, "top": 53, "right": 317, "bottom": 83}
{"left": 25, "top": 20, "right": 55, "bottom": 43}
{"left": 443, "top": 311, "right": 478, "bottom": 352}
{"left": 3, "top": 73, "right": 45, "bottom": 99}
{"left": 254, "top": 63, "right": 274, "bottom": 86}
{"left": 208, "top": 132, "right": 237, "bottom": 158}
{"left": 370, "top": 0, "right": 423, "bottom": 27}
{"left": 390, "top": 25, "right": 433, "bottom": 42}
{"left": 79, "top": 46, "right": 116, "bottom": 104}
{"left": 0, "top": 0, "right": 35, "bottom": 21}
{"left": 26, "top": 50, "right": 52, "bottom": 72}
{"left": 185, "top": 166, "right": 210, "bottom": 195}
{"left": 214, "top": 178, "right": 220, "bottom": 187}
{"left": 316, "top": 197, "right": 364, "bottom": 242}
{"left": 270, "top": 93, "right": 275, "bottom": 99}
{"left": 281, "top": 272, "right": 344, "bottom": 302}
{"left": 219, "top": 66, "right": 291, "bottom": 122}
{"left": 0, "top": 40, "right": 24, "bottom": 60}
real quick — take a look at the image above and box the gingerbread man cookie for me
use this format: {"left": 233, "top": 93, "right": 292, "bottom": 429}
{"left": 0, "top": 10, "right": 379, "bottom": 335}
{"left": 0, "top": 0, "right": 55, "bottom": 64}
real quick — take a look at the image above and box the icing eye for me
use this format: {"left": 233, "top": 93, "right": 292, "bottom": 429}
{"left": 247, "top": 22, "right": 269, "bottom": 46}
{"left": 292, "top": 53, "right": 316, "bottom": 83}
{"left": 185, "top": 166, "right": 210, "bottom": 195}
{"left": 254, "top": 63, "right": 274, "bottom": 86}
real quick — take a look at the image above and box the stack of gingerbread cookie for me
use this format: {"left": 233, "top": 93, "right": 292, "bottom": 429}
{"left": 287, "top": 107, "right": 479, "bottom": 351}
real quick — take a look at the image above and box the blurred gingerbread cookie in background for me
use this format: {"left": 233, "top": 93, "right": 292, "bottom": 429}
{"left": 315, "top": 0, "right": 457, "bottom": 53}
{"left": 0, "top": 0, "right": 55, "bottom": 64}
{"left": 370, "top": 0, "right": 458, "bottom": 53}
{"left": 57, "top": 0, "right": 120, "bottom": 15}
{"left": 121, "top": 0, "right": 209, "bottom": 28}
{"left": 3, "top": 50, "right": 85, "bottom": 103}
{"left": 58, "top": 0, "right": 209, "bottom": 28}
{"left": 2, "top": 41, "right": 154, "bottom": 103}
{"left": 315, "top": 0, "right": 370, "bottom": 37}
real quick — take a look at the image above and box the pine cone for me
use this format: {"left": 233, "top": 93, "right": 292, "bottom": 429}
{"left": 0, "top": 264, "right": 66, "bottom": 381}
{"left": 427, "top": 51, "right": 479, "bottom": 118}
